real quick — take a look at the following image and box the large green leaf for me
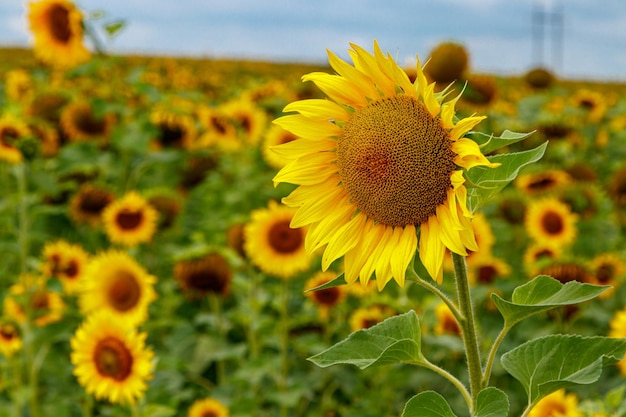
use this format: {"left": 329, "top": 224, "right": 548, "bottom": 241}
{"left": 308, "top": 310, "right": 424, "bottom": 369}
{"left": 501, "top": 335, "right": 626, "bottom": 404}
{"left": 468, "top": 129, "right": 535, "bottom": 154}
{"left": 402, "top": 391, "right": 457, "bottom": 417}
{"left": 475, "top": 388, "right": 509, "bottom": 417}
{"left": 491, "top": 275, "right": 609, "bottom": 327}
{"left": 465, "top": 142, "right": 547, "bottom": 212}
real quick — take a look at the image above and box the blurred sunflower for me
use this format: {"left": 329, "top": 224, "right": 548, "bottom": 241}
{"left": 102, "top": 191, "right": 159, "bottom": 247}
{"left": 515, "top": 169, "right": 571, "bottom": 196}
{"left": 528, "top": 389, "right": 580, "bottom": 417}
{"left": 273, "top": 41, "right": 498, "bottom": 287}
{"left": 571, "top": 88, "right": 607, "bottom": 124}
{"left": 70, "top": 310, "right": 154, "bottom": 404}
{"left": 69, "top": 183, "right": 115, "bottom": 226}
{"left": 349, "top": 304, "right": 395, "bottom": 332}
{"left": 539, "top": 260, "right": 593, "bottom": 284}
{"left": 188, "top": 397, "right": 229, "bottom": 417}
{"left": 149, "top": 109, "right": 197, "bottom": 150}
{"left": 174, "top": 252, "right": 232, "bottom": 299}
{"left": 262, "top": 123, "right": 298, "bottom": 169}
{"left": 304, "top": 271, "right": 346, "bottom": 319}
{"left": 28, "top": 119, "right": 60, "bottom": 157}
{"left": 59, "top": 100, "right": 115, "bottom": 143}
{"left": 147, "top": 192, "right": 182, "bottom": 230}
{"left": 42, "top": 239, "right": 90, "bottom": 295}
{"left": 226, "top": 223, "right": 247, "bottom": 259}
{"left": 608, "top": 166, "right": 626, "bottom": 208}
{"left": 27, "top": 0, "right": 91, "bottom": 68}
{"left": 27, "top": 90, "right": 69, "bottom": 124}
{"left": 5, "top": 69, "right": 34, "bottom": 103}
{"left": 0, "top": 114, "right": 32, "bottom": 164}
{"left": 609, "top": 307, "right": 626, "bottom": 376}
{"left": 0, "top": 319, "right": 22, "bottom": 358}
{"left": 197, "top": 105, "right": 239, "bottom": 152}
{"left": 79, "top": 250, "right": 157, "bottom": 326}
{"left": 467, "top": 255, "right": 511, "bottom": 285}
{"left": 244, "top": 200, "right": 310, "bottom": 279}
{"left": 588, "top": 253, "right": 624, "bottom": 299}
{"left": 221, "top": 96, "right": 268, "bottom": 145}
{"left": 3, "top": 274, "right": 65, "bottom": 327}
{"left": 523, "top": 242, "right": 562, "bottom": 276}
{"left": 433, "top": 302, "right": 461, "bottom": 336}
{"left": 525, "top": 198, "right": 577, "bottom": 248}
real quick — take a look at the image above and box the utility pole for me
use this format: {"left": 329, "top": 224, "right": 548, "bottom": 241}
{"left": 531, "top": 0, "right": 564, "bottom": 72}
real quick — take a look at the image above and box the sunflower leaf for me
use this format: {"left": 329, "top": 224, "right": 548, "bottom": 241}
{"left": 500, "top": 335, "right": 626, "bottom": 406}
{"left": 468, "top": 129, "right": 535, "bottom": 154}
{"left": 491, "top": 275, "right": 610, "bottom": 327}
{"left": 401, "top": 391, "right": 457, "bottom": 417}
{"left": 308, "top": 310, "right": 424, "bottom": 369}
{"left": 303, "top": 273, "right": 346, "bottom": 292}
{"left": 465, "top": 141, "right": 547, "bottom": 212}
{"left": 475, "top": 388, "right": 509, "bottom": 417}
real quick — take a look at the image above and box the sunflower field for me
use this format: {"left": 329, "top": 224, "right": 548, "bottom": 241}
{"left": 3, "top": 2, "right": 626, "bottom": 417}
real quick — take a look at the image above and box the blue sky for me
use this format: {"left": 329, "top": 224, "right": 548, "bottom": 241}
{"left": 3, "top": 0, "right": 626, "bottom": 80}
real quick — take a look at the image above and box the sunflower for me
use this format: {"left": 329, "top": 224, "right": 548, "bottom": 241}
{"left": 102, "top": 191, "right": 159, "bottom": 247}
{"left": 539, "top": 261, "right": 593, "bottom": 284}
{"left": 515, "top": 169, "right": 571, "bottom": 196}
{"left": 273, "top": 41, "right": 499, "bottom": 287}
{"left": 608, "top": 166, "right": 626, "bottom": 207}
{"left": 433, "top": 302, "right": 461, "bottom": 336}
{"left": 5, "top": 69, "right": 34, "bottom": 103}
{"left": 348, "top": 305, "right": 395, "bottom": 332}
{"left": 221, "top": 96, "right": 268, "bottom": 146}
{"left": 59, "top": 100, "right": 115, "bottom": 143}
{"left": 70, "top": 310, "right": 154, "bottom": 404}
{"left": 78, "top": 250, "right": 157, "bottom": 326}
{"left": 305, "top": 271, "right": 346, "bottom": 319}
{"left": 571, "top": 88, "right": 607, "bottom": 124}
{"left": 523, "top": 243, "right": 562, "bottom": 276}
{"left": 467, "top": 255, "right": 511, "bottom": 285}
{"left": 3, "top": 274, "right": 65, "bottom": 327}
{"left": 147, "top": 192, "right": 182, "bottom": 230}
{"left": 69, "top": 183, "right": 115, "bottom": 226}
{"left": 262, "top": 123, "right": 299, "bottom": 169}
{"left": 188, "top": 397, "right": 229, "bottom": 417}
{"left": 525, "top": 198, "right": 577, "bottom": 248}
{"left": 149, "top": 109, "right": 198, "bottom": 150}
{"left": 27, "top": 0, "right": 91, "bottom": 68}
{"left": 0, "top": 114, "right": 32, "bottom": 164}
{"left": 226, "top": 223, "right": 247, "bottom": 259}
{"left": 42, "top": 239, "right": 90, "bottom": 295}
{"left": 588, "top": 253, "right": 624, "bottom": 299}
{"left": 0, "top": 319, "right": 22, "bottom": 358}
{"left": 174, "top": 252, "right": 233, "bottom": 299}
{"left": 244, "top": 200, "right": 310, "bottom": 279}
{"left": 196, "top": 105, "right": 239, "bottom": 152}
{"left": 528, "top": 389, "right": 580, "bottom": 417}
{"left": 28, "top": 119, "right": 60, "bottom": 157}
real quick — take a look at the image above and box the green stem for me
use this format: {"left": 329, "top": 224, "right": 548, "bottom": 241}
{"left": 16, "top": 162, "right": 28, "bottom": 274}
{"left": 406, "top": 267, "right": 463, "bottom": 325}
{"left": 82, "top": 393, "right": 94, "bottom": 417}
{"left": 279, "top": 278, "right": 290, "bottom": 417}
{"left": 452, "top": 252, "right": 483, "bottom": 410}
{"left": 209, "top": 294, "right": 226, "bottom": 386}
{"left": 418, "top": 358, "right": 472, "bottom": 410}
{"left": 248, "top": 268, "right": 260, "bottom": 360}
{"left": 481, "top": 325, "right": 511, "bottom": 387}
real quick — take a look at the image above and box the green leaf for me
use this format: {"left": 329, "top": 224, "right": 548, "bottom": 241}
{"left": 468, "top": 129, "right": 535, "bottom": 154}
{"left": 466, "top": 141, "right": 547, "bottom": 212}
{"left": 501, "top": 334, "right": 626, "bottom": 405}
{"left": 491, "top": 275, "right": 610, "bottom": 327}
{"left": 103, "top": 20, "right": 126, "bottom": 37}
{"left": 475, "top": 387, "right": 509, "bottom": 417}
{"left": 308, "top": 310, "right": 424, "bottom": 369}
{"left": 402, "top": 391, "right": 457, "bottom": 417}
{"left": 304, "top": 273, "right": 346, "bottom": 292}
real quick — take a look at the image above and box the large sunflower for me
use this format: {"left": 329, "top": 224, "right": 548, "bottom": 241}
{"left": 78, "top": 250, "right": 157, "bottom": 326}
{"left": 528, "top": 389, "right": 580, "bottom": 417}
{"left": 272, "top": 41, "right": 498, "bottom": 287}
{"left": 27, "top": 0, "right": 91, "bottom": 69}
{"left": 525, "top": 197, "right": 578, "bottom": 248}
{"left": 102, "top": 191, "right": 159, "bottom": 247}
{"left": 70, "top": 310, "right": 154, "bottom": 404}
{"left": 187, "top": 397, "right": 229, "bottom": 417}
{"left": 244, "top": 200, "right": 310, "bottom": 279}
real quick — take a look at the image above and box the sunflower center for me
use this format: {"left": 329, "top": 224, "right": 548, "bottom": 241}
{"left": 64, "top": 259, "right": 79, "bottom": 279}
{"left": 596, "top": 264, "right": 615, "bottom": 284}
{"left": 108, "top": 270, "right": 141, "bottom": 312}
{"left": 116, "top": 209, "right": 144, "bottom": 230}
{"left": 268, "top": 220, "right": 303, "bottom": 254}
{"left": 94, "top": 337, "right": 133, "bottom": 381}
{"left": 1, "top": 127, "right": 20, "bottom": 147}
{"left": 47, "top": 4, "right": 72, "bottom": 44}
{"left": 185, "top": 255, "right": 231, "bottom": 295}
{"left": 313, "top": 287, "right": 341, "bottom": 307}
{"left": 478, "top": 265, "right": 498, "bottom": 284}
{"left": 541, "top": 211, "right": 564, "bottom": 235}
{"left": 159, "top": 124, "right": 185, "bottom": 147}
{"left": 201, "top": 411, "right": 219, "bottom": 417}
{"left": 0, "top": 324, "right": 18, "bottom": 340}
{"left": 79, "top": 189, "right": 113, "bottom": 215}
{"left": 337, "top": 95, "right": 456, "bottom": 227}
{"left": 74, "top": 108, "right": 106, "bottom": 136}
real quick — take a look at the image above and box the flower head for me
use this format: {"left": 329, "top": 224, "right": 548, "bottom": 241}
{"left": 273, "top": 41, "right": 498, "bottom": 287}
{"left": 102, "top": 191, "right": 159, "bottom": 247}
{"left": 188, "top": 397, "right": 229, "bottom": 417}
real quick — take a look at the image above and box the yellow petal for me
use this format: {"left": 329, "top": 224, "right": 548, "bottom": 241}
{"left": 302, "top": 72, "right": 368, "bottom": 108}
{"left": 436, "top": 205, "right": 467, "bottom": 256}
{"left": 449, "top": 116, "right": 486, "bottom": 141}
{"left": 327, "top": 49, "right": 380, "bottom": 100}
{"left": 321, "top": 213, "right": 367, "bottom": 270}
{"left": 349, "top": 43, "right": 397, "bottom": 97}
{"left": 453, "top": 137, "right": 500, "bottom": 170}
{"left": 358, "top": 222, "right": 388, "bottom": 286}
{"left": 390, "top": 224, "right": 418, "bottom": 287}
{"left": 283, "top": 99, "right": 350, "bottom": 121}
{"left": 375, "top": 226, "right": 403, "bottom": 290}
{"left": 419, "top": 217, "right": 446, "bottom": 284}
{"left": 304, "top": 197, "right": 355, "bottom": 253}
{"left": 273, "top": 152, "right": 337, "bottom": 186}
{"left": 289, "top": 184, "right": 344, "bottom": 229}
{"left": 271, "top": 138, "right": 337, "bottom": 160}
{"left": 274, "top": 114, "right": 341, "bottom": 140}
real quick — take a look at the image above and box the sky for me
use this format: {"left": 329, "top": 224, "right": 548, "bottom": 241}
{"left": 2, "top": 0, "right": 626, "bottom": 81}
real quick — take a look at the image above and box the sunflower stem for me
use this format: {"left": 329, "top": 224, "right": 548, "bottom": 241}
{"left": 452, "top": 252, "right": 482, "bottom": 411}
{"left": 481, "top": 324, "right": 511, "bottom": 387}
{"left": 209, "top": 294, "right": 226, "bottom": 387}
{"left": 418, "top": 357, "right": 473, "bottom": 410}
{"left": 406, "top": 267, "right": 463, "bottom": 325}
{"left": 279, "top": 278, "right": 291, "bottom": 417}
{"left": 15, "top": 162, "right": 29, "bottom": 274}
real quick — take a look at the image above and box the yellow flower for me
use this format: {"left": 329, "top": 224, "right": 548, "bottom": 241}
{"left": 70, "top": 310, "right": 154, "bottom": 404}
{"left": 0, "top": 320, "right": 22, "bottom": 358}
{"left": 78, "top": 250, "right": 157, "bottom": 326}
{"left": 273, "top": 41, "right": 499, "bottom": 287}
{"left": 515, "top": 169, "right": 572, "bottom": 196}
{"left": 433, "top": 302, "right": 461, "bottom": 336}
{"left": 525, "top": 198, "right": 578, "bottom": 248}
{"left": 528, "top": 389, "right": 580, "bottom": 417}
{"left": 305, "top": 271, "right": 346, "bottom": 319}
{"left": 41, "top": 239, "right": 90, "bottom": 295}
{"left": 244, "top": 200, "right": 310, "bottom": 279}
{"left": 262, "top": 123, "right": 298, "bottom": 169}
{"left": 5, "top": 69, "right": 34, "bottom": 102}
{"left": 174, "top": 252, "right": 233, "bottom": 299}
{"left": 221, "top": 95, "right": 268, "bottom": 145}
{"left": 0, "top": 114, "right": 32, "bottom": 164}
{"left": 149, "top": 108, "right": 198, "bottom": 150}
{"left": 3, "top": 274, "right": 65, "bottom": 327}
{"left": 467, "top": 255, "right": 511, "bottom": 285}
{"left": 609, "top": 308, "right": 626, "bottom": 376}
{"left": 588, "top": 253, "right": 624, "bottom": 299}
{"left": 69, "top": 183, "right": 115, "bottom": 226}
{"left": 102, "top": 191, "right": 159, "bottom": 247}
{"left": 348, "top": 305, "right": 395, "bottom": 332}
{"left": 188, "top": 397, "right": 229, "bottom": 417}
{"left": 59, "top": 100, "right": 115, "bottom": 143}
{"left": 27, "top": 0, "right": 91, "bottom": 68}
{"left": 196, "top": 105, "right": 239, "bottom": 152}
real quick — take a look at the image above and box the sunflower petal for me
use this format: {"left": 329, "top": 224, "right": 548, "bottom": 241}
{"left": 390, "top": 224, "right": 418, "bottom": 287}
{"left": 327, "top": 49, "right": 380, "bottom": 100}
{"left": 271, "top": 138, "right": 337, "bottom": 160}
{"left": 273, "top": 152, "right": 337, "bottom": 186}
{"left": 302, "top": 72, "right": 368, "bottom": 108}
{"left": 349, "top": 43, "right": 396, "bottom": 97}
{"left": 322, "top": 213, "right": 367, "bottom": 270}
{"left": 283, "top": 99, "right": 350, "bottom": 121}
{"left": 449, "top": 116, "right": 486, "bottom": 141}
{"left": 419, "top": 217, "right": 446, "bottom": 284}
{"left": 453, "top": 137, "right": 501, "bottom": 170}
{"left": 274, "top": 114, "right": 341, "bottom": 140}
